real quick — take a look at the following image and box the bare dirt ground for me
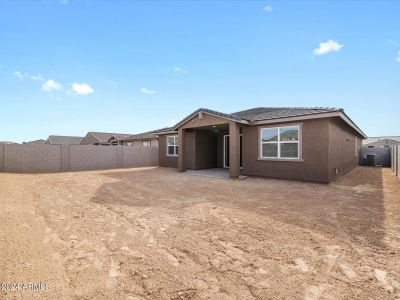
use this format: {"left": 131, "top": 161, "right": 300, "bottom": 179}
{"left": 1, "top": 167, "right": 400, "bottom": 300}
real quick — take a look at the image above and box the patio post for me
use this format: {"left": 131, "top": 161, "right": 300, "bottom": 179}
{"left": 229, "top": 122, "right": 240, "bottom": 179}
{"left": 178, "top": 128, "right": 186, "bottom": 172}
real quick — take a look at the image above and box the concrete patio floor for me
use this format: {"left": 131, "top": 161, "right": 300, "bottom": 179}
{"left": 185, "top": 168, "right": 247, "bottom": 179}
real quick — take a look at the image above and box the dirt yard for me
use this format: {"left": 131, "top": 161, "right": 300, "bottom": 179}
{"left": 1, "top": 167, "right": 400, "bottom": 299}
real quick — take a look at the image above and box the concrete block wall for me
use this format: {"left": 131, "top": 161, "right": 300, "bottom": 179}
{"left": 68, "top": 145, "right": 118, "bottom": 171}
{"left": 3, "top": 144, "right": 62, "bottom": 173}
{"left": 0, "top": 144, "right": 157, "bottom": 173}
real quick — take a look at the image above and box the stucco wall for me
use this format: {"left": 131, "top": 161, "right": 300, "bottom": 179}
{"left": 158, "top": 134, "right": 178, "bottom": 168}
{"left": 328, "top": 117, "right": 360, "bottom": 181}
{"left": 0, "top": 144, "right": 157, "bottom": 173}
{"left": 241, "top": 118, "right": 331, "bottom": 183}
{"left": 195, "top": 130, "right": 218, "bottom": 169}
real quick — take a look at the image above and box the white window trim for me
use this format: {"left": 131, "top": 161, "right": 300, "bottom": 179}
{"left": 166, "top": 135, "right": 178, "bottom": 157}
{"left": 259, "top": 124, "right": 302, "bottom": 160}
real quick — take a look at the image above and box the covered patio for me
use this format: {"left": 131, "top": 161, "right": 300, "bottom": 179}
{"left": 176, "top": 111, "right": 245, "bottom": 179}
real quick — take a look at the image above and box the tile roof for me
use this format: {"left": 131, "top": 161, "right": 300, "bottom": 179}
{"left": 231, "top": 107, "right": 342, "bottom": 122}
{"left": 121, "top": 128, "right": 172, "bottom": 141}
{"left": 46, "top": 135, "right": 84, "bottom": 145}
{"left": 88, "top": 132, "right": 133, "bottom": 143}
{"left": 173, "top": 107, "right": 341, "bottom": 129}
{"left": 170, "top": 107, "right": 365, "bottom": 138}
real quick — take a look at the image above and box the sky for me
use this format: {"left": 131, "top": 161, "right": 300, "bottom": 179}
{"left": 0, "top": 0, "right": 399, "bottom": 143}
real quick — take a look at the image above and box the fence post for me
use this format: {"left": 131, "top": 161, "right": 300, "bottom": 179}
{"left": 0, "top": 144, "right": 4, "bottom": 172}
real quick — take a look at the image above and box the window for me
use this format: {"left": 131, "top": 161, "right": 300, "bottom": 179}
{"left": 142, "top": 140, "right": 151, "bottom": 147}
{"left": 126, "top": 141, "right": 133, "bottom": 146}
{"left": 167, "top": 135, "right": 178, "bottom": 156}
{"left": 260, "top": 125, "right": 300, "bottom": 159}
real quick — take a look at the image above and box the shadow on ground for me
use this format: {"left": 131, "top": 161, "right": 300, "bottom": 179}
{"left": 92, "top": 166, "right": 386, "bottom": 247}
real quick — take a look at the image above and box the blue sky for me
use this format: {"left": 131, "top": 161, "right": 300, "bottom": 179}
{"left": 1, "top": 0, "right": 399, "bottom": 143}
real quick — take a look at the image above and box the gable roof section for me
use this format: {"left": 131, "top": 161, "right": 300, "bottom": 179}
{"left": 171, "top": 107, "right": 366, "bottom": 138}
{"left": 172, "top": 108, "right": 249, "bottom": 130}
{"left": 46, "top": 135, "right": 83, "bottom": 145}
{"left": 86, "top": 132, "right": 133, "bottom": 143}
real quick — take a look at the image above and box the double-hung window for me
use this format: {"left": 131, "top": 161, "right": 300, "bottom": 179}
{"left": 167, "top": 135, "right": 178, "bottom": 156}
{"left": 260, "top": 125, "right": 300, "bottom": 159}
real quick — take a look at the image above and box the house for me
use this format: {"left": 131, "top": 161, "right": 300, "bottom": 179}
{"left": 46, "top": 135, "right": 84, "bottom": 145}
{"left": 362, "top": 136, "right": 400, "bottom": 148}
{"left": 80, "top": 132, "right": 133, "bottom": 146}
{"left": 361, "top": 136, "right": 400, "bottom": 167}
{"left": 155, "top": 107, "right": 367, "bottom": 183}
{"left": 118, "top": 128, "right": 172, "bottom": 147}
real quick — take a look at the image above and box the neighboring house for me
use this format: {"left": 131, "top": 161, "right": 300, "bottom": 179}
{"left": 155, "top": 107, "right": 367, "bottom": 183}
{"left": 362, "top": 136, "right": 400, "bottom": 148}
{"left": 46, "top": 135, "right": 84, "bottom": 145}
{"left": 361, "top": 136, "right": 400, "bottom": 167}
{"left": 118, "top": 128, "right": 172, "bottom": 147}
{"left": 23, "top": 139, "right": 46, "bottom": 144}
{"left": 80, "top": 132, "right": 133, "bottom": 145}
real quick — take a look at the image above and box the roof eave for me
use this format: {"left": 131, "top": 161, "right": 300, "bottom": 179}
{"left": 251, "top": 111, "right": 367, "bottom": 139}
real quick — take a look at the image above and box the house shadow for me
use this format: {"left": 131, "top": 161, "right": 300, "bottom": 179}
{"left": 91, "top": 166, "right": 386, "bottom": 248}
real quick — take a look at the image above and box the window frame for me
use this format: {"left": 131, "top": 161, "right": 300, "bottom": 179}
{"left": 259, "top": 124, "right": 302, "bottom": 160}
{"left": 166, "top": 135, "right": 178, "bottom": 157}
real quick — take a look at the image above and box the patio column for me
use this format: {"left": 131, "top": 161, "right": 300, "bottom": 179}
{"left": 178, "top": 128, "right": 186, "bottom": 172}
{"left": 229, "top": 122, "right": 240, "bottom": 179}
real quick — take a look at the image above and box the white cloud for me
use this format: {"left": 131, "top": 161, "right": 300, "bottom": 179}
{"left": 263, "top": 5, "right": 273, "bottom": 12}
{"left": 71, "top": 83, "right": 94, "bottom": 95}
{"left": 313, "top": 40, "right": 343, "bottom": 55}
{"left": 174, "top": 67, "right": 188, "bottom": 74}
{"left": 42, "top": 79, "right": 63, "bottom": 92}
{"left": 13, "top": 71, "right": 29, "bottom": 80}
{"left": 396, "top": 51, "right": 400, "bottom": 63}
{"left": 141, "top": 87, "right": 156, "bottom": 95}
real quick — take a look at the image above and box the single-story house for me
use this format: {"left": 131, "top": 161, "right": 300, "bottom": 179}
{"left": 155, "top": 107, "right": 367, "bottom": 183}
{"left": 46, "top": 135, "right": 84, "bottom": 145}
{"left": 80, "top": 132, "right": 133, "bottom": 146}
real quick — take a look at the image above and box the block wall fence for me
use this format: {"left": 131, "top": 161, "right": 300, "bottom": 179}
{"left": 0, "top": 144, "right": 158, "bottom": 173}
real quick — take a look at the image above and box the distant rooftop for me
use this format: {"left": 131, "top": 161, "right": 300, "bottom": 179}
{"left": 46, "top": 135, "right": 84, "bottom": 145}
